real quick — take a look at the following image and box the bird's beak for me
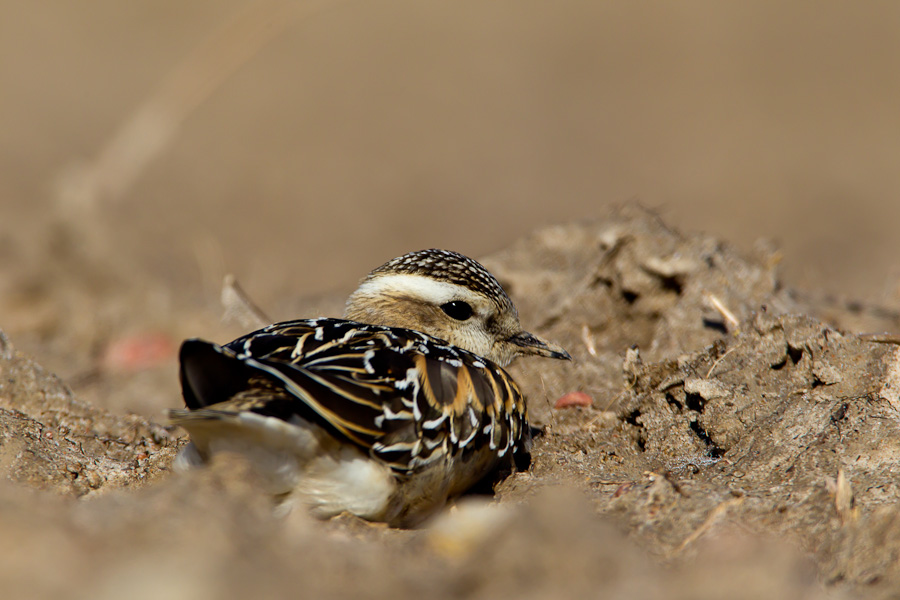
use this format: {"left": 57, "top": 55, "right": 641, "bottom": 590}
{"left": 508, "top": 331, "right": 572, "bottom": 361}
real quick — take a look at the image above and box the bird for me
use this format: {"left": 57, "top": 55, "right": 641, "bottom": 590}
{"left": 168, "top": 249, "right": 570, "bottom": 527}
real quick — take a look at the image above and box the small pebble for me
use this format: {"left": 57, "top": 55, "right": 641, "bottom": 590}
{"left": 554, "top": 391, "right": 593, "bottom": 409}
{"left": 101, "top": 332, "right": 176, "bottom": 372}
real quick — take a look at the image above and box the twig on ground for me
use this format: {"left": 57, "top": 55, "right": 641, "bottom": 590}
{"left": 669, "top": 496, "right": 744, "bottom": 557}
{"left": 55, "top": 0, "right": 338, "bottom": 215}
{"left": 221, "top": 274, "right": 271, "bottom": 330}
{"left": 706, "top": 345, "right": 738, "bottom": 379}
{"left": 858, "top": 333, "right": 900, "bottom": 345}
{"left": 830, "top": 469, "right": 859, "bottom": 524}
{"left": 705, "top": 293, "right": 740, "bottom": 333}
{"left": 581, "top": 324, "right": 598, "bottom": 358}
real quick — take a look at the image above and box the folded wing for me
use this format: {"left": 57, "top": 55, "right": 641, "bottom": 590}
{"left": 176, "top": 318, "right": 528, "bottom": 473}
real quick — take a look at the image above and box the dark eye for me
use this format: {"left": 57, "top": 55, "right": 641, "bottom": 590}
{"left": 440, "top": 301, "right": 473, "bottom": 321}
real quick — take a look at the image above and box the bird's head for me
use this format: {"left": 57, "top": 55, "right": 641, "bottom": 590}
{"left": 344, "top": 249, "right": 570, "bottom": 367}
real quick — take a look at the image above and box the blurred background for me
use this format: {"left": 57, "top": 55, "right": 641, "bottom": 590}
{"left": 2, "top": 0, "right": 900, "bottom": 414}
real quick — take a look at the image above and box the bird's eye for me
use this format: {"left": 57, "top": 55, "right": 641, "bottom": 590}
{"left": 440, "top": 301, "right": 473, "bottom": 321}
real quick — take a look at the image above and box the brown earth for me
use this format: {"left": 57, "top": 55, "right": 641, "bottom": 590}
{"left": 3, "top": 205, "right": 900, "bottom": 599}
{"left": 3, "top": 2, "right": 900, "bottom": 599}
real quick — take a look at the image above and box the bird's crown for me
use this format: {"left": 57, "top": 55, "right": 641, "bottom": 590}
{"left": 366, "top": 249, "right": 515, "bottom": 314}
{"left": 344, "top": 249, "right": 569, "bottom": 367}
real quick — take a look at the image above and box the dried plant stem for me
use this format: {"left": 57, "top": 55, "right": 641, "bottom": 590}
{"left": 55, "top": 0, "right": 336, "bottom": 214}
{"left": 221, "top": 274, "right": 271, "bottom": 330}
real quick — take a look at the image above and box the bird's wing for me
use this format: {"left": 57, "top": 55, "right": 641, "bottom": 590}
{"left": 176, "top": 318, "right": 528, "bottom": 472}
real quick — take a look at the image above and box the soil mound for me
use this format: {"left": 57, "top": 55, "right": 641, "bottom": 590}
{"left": 3, "top": 205, "right": 900, "bottom": 598}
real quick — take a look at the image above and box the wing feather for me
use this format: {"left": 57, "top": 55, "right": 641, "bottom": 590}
{"left": 177, "top": 318, "right": 528, "bottom": 472}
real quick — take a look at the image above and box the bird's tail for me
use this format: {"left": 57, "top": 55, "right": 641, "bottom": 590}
{"left": 178, "top": 339, "right": 256, "bottom": 410}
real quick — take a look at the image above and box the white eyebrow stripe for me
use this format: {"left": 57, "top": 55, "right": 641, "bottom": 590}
{"left": 353, "top": 274, "right": 475, "bottom": 305}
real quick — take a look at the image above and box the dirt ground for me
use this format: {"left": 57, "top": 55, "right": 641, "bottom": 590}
{"left": 4, "top": 205, "right": 900, "bottom": 599}
{"left": 3, "top": 2, "right": 900, "bottom": 599}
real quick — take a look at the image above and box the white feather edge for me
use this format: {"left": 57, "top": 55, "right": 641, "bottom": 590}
{"left": 351, "top": 273, "right": 473, "bottom": 306}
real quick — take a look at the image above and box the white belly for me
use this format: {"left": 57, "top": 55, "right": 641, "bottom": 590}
{"left": 174, "top": 411, "right": 397, "bottom": 522}
{"left": 173, "top": 410, "right": 505, "bottom": 527}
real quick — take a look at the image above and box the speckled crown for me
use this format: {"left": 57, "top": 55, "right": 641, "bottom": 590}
{"left": 368, "top": 249, "right": 514, "bottom": 311}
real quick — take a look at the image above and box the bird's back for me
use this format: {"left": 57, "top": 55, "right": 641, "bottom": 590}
{"left": 170, "top": 318, "right": 531, "bottom": 525}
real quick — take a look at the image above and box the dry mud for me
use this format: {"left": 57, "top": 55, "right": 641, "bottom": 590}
{"left": 3, "top": 204, "right": 900, "bottom": 599}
